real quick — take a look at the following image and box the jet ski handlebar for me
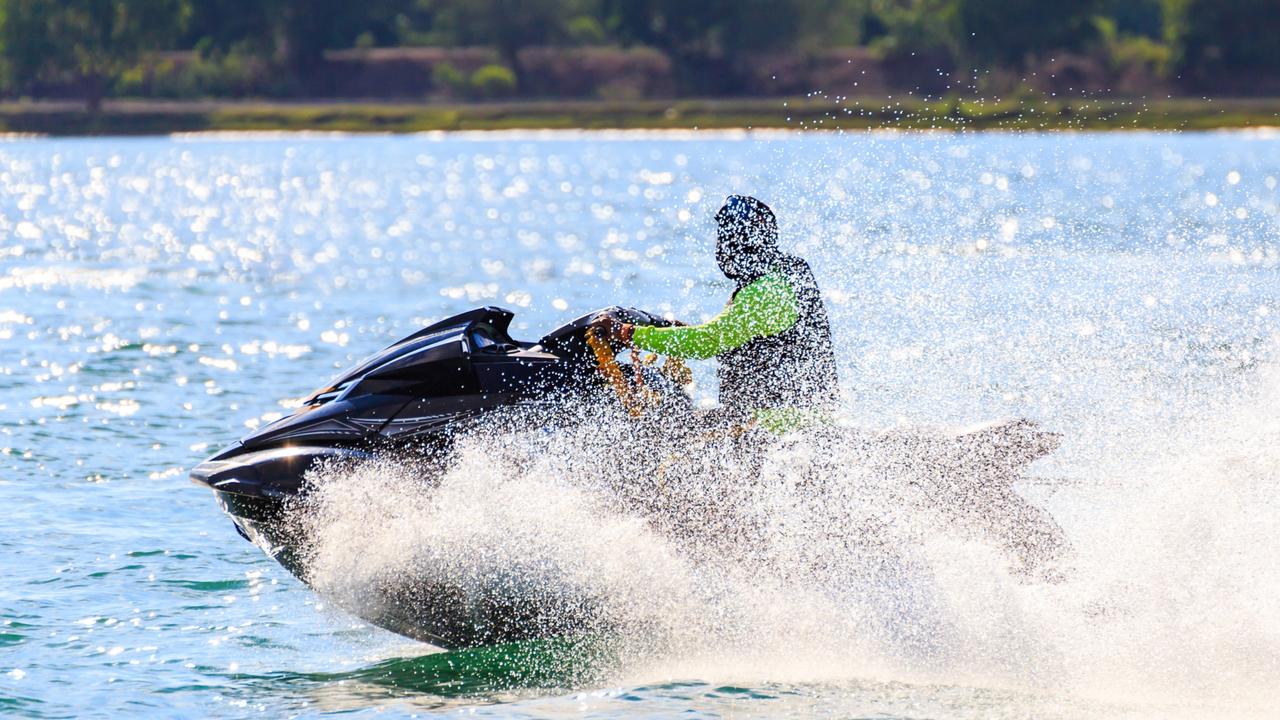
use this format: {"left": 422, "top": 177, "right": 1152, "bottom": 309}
{"left": 535, "top": 305, "right": 678, "bottom": 357}
{"left": 578, "top": 307, "right": 692, "bottom": 417}
{"left": 594, "top": 306, "right": 679, "bottom": 329}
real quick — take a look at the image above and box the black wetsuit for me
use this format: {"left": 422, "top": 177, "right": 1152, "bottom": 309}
{"left": 718, "top": 254, "right": 839, "bottom": 414}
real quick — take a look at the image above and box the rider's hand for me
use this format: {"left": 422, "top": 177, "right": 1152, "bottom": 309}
{"left": 590, "top": 314, "right": 632, "bottom": 346}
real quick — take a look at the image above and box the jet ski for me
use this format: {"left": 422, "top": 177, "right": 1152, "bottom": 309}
{"left": 190, "top": 305, "right": 692, "bottom": 647}
{"left": 192, "top": 304, "right": 1070, "bottom": 649}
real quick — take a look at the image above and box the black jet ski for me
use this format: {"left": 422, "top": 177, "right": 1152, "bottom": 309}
{"left": 191, "top": 305, "right": 691, "bottom": 648}
{"left": 192, "top": 304, "right": 1070, "bottom": 649}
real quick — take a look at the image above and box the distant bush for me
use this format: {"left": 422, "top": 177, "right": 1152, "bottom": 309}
{"left": 116, "top": 45, "right": 286, "bottom": 99}
{"left": 115, "top": 61, "right": 163, "bottom": 97}
{"left": 1105, "top": 35, "right": 1170, "bottom": 93}
{"left": 330, "top": 47, "right": 671, "bottom": 100}
{"left": 1094, "top": 17, "right": 1170, "bottom": 92}
{"left": 566, "top": 16, "right": 606, "bottom": 45}
{"left": 469, "top": 64, "right": 516, "bottom": 99}
{"left": 431, "top": 61, "right": 468, "bottom": 97}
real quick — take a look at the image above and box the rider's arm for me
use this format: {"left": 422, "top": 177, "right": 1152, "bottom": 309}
{"left": 630, "top": 272, "right": 799, "bottom": 359}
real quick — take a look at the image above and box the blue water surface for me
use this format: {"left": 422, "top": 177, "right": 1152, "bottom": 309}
{"left": 1, "top": 130, "right": 1277, "bottom": 718}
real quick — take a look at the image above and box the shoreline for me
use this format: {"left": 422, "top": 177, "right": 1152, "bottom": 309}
{"left": 4, "top": 96, "right": 1280, "bottom": 135}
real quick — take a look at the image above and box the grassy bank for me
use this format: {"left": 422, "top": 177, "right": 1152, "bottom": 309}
{"left": 3, "top": 97, "right": 1280, "bottom": 135}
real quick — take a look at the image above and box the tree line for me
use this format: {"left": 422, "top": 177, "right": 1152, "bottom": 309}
{"left": 2, "top": 0, "right": 1278, "bottom": 109}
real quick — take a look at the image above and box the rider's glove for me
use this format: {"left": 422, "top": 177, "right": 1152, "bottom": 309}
{"left": 589, "top": 314, "right": 633, "bottom": 347}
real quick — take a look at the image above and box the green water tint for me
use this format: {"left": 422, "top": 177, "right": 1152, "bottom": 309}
{"left": 245, "top": 635, "right": 613, "bottom": 700}
{"left": 162, "top": 578, "right": 252, "bottom": 592}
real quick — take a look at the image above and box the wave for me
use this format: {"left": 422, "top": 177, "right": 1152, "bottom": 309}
{"left": 287, "top": 359, "right": 1280, "bottom": 715}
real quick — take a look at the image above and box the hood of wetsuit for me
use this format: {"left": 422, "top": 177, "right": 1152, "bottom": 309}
{"left": 715, "top": 195, "right": 781, "bottom": 284}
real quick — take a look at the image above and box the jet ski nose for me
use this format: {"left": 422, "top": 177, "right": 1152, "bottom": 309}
{"left": 189, "top": 445, "right": 374, "bottom": 498}
{"left": 189, "top": 457, "right": 262, "bottom": 495}
{"left": 189, "top": 458, "right": 231, "bottom": 485}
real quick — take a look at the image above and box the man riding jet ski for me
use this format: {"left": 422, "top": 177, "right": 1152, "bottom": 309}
{"left": 189, "top": 195, "right": 1069, "bottom": 649}
{"left": 594, "top": 195, "right": 1070, "bottom": 578}
{"left": 595, "top": 195, "right": 838, "bottom": 434}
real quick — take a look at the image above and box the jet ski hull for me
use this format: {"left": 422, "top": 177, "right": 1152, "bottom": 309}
{"left": 189, "top": 307, "right": 680, "bottom": 648}
{"left": 199, "top": 451, "right": 605, "bottom": 649}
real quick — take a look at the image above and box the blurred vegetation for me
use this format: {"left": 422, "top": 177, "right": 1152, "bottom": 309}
{"left": 0, "top": 0, "right": 1278, "bottom": 110}
{"left": 5, "top": 96, "right": 1280, "bottom": 135}
{"left": 2, "top": 0, "right": 191, "bottom": 109}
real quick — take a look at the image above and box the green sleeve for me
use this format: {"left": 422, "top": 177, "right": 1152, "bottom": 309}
{"left": 631, "top": 272, "right": 800, "bottom": 359}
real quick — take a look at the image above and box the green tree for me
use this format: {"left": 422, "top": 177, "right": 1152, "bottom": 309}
{"left": 953, "top": 0, "right": 1100, "bottom": 66}
{"left": 1098, "top": 0, "right": 1163, "bottom": 38}
{"left": 795, "top": 0, "right": 874, "bottom": 48}
{"left": 866, "top": 0, "right": 961, "bottom": 60}
{"left": 605, "top": 0, "right": 805, "bottom": 94}
{"left": 180, "top": 0, "right": 277, "bottom": 56}
{"left": 413, "top": 0, "right": 584, "bottom": 89}
{"left": 469, "top": 63, "right": 516, "bottom": 98}
{"left": 179, "top": 0, "right": 412, "bottom": 93}
{"left": 2, "top": 0, "right": 190, "bottom": 111}
{"left": 1165, "top": 0, "right": 1280, "bottom": 84}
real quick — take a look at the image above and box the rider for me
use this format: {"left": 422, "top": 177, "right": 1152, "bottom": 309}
{"left": 603, "top": 195, "right": 839, "bottom": 433}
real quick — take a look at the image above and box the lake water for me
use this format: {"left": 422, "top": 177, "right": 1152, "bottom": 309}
{"left": 1, "top": 130, "right": 1278, "bottom": 718}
